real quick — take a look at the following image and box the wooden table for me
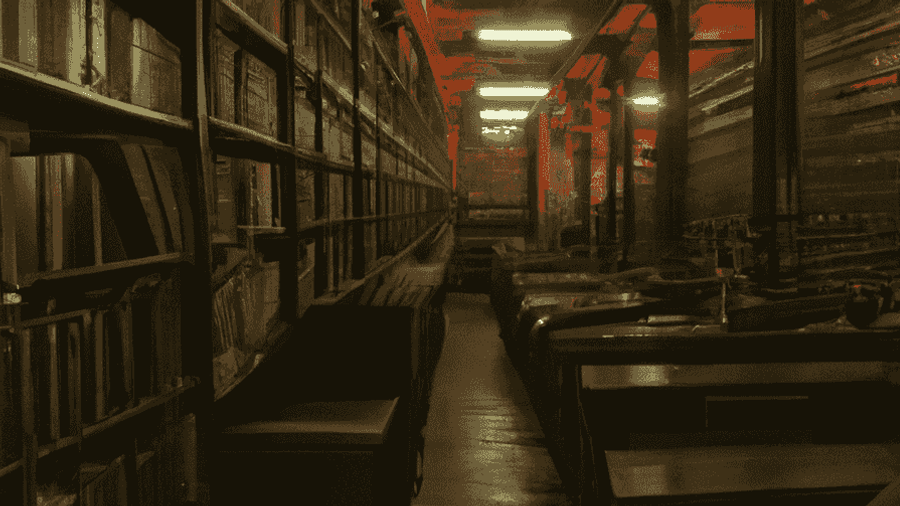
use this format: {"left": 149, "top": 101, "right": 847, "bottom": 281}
{"left": 548, "top": 327, "right": 900, "bottom": 504}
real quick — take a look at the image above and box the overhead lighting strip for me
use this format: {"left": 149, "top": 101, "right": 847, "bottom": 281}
{"left": 481, "top": 109, "right": 530, "bottom": 120}
{"left": 477, "top": 30, "right": 572, "bottom": 42}
{"left": 478, "top": 86, "right": 549, "bottom": 97}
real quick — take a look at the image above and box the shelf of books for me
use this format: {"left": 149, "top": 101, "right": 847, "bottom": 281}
{"left": 1, "top": 0, "right": 453, "bottom": 504}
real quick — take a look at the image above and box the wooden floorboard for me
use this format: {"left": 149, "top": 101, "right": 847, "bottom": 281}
{"left": 412, "top": 293, "right": 573, "bottom": 506}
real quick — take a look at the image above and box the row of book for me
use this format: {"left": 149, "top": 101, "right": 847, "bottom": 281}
{"left": 213, "top": 156, "right": 278, "bottom": 244}
{"left": 215, "top": 30, "right": 278, "bottom": 138}
{"left": 0, "top": 0, "right": 181, "bottom": 116}
{"left": 229, "top": 0, "right": 285, "bottom": 40}
{"left": 22, "top": 271, "right": 184, "bottom": 447}
{"left": 211, "top": 260, "right": 282, "bottom": 398}
{"left": 30, "top": 448, "right": 164, "bottom": 505}
{"left": 357, "top": 264, "right": 444, "bottom": 308}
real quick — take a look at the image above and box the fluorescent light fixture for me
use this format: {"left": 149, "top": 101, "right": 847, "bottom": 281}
{"left": 632, "top": 96, "right": 659, "bottom": 106}
{"left": 481, "top": 109, "right": 529, "bottom": 121}
{"left": 478, "top": 86, "right": 549, "bottom": 97}
{"left": 477, "top": 30, "right": 571, "bottom": 42}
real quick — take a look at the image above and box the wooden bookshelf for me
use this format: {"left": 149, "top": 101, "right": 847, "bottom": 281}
{"left": 0, "top": 0, "right": 452, "bottom": 504}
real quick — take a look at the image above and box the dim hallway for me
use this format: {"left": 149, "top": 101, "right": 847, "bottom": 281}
{"left": 412, "top": 292, "right": 572, "bottom": 506}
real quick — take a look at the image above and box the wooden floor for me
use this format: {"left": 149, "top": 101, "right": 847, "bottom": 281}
{"left": 412, "top": 292, "right": 572, "bottom": 506}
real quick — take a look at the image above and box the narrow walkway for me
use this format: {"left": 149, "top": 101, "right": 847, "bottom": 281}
{"left": 412, "top": 292, "right": 571, "bottom": 506}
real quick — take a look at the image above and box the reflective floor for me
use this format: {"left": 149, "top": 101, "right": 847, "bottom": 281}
{"left": 412, "top": 292, "right": 572, "bottom": 506}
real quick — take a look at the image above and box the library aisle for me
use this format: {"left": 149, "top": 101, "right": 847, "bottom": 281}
{"left": 412, "top": 293, "right": 572, "bottom": 506}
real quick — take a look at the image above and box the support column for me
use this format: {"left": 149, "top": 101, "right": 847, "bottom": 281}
{"left": 281, "top": 0, "right": 298, "bottom": 318}
{"left": 605, "top": 83, "right": 621, "bottom": 247}
{"left": 575, "top": 120, "right": 593, "bottom": 247}
{"left": 351, "top": 0, "right": 365, "bottom": 279}
{"left": 622, "top": 80, "right": 636, "bottom": 268}
{"left": 650, "top": 0, "right": 690, "bottom": 264}
{"left": 752, "top": 0, "right": 802, "bottom": 286}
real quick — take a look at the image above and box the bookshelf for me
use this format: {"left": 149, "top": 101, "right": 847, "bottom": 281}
{"left": 1, "top": 0, "right": 452, "bottom": 504}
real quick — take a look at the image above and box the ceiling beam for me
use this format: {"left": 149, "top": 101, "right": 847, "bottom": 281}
{"left": 690, "top": 39, "right": 753, "bottom": 50}
{"left": 527, "top": 0, "right": 628, "bottom": 119}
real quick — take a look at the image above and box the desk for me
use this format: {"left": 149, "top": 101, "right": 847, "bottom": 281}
{"left": 547, "top": 327, "right": 900, "bottom": 504}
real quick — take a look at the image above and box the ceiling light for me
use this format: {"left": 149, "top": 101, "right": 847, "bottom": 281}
{"left": 632, "top": 96, "right": 659, "bottom": 106}
{"left": 481, "top": 109, "right": 529, "bottom": 121}
{"left": 477, "top": 30, "right": 572, "bottom": 42}
{"left": 478, "top": 86, "right": 549, "bottom": 97}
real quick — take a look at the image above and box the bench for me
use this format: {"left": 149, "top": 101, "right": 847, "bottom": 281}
{"left": 212, "top": 301, "right": 444, "bottom": 505}
{"left": 548, "top": 325, "right": 900, "bottom": 505}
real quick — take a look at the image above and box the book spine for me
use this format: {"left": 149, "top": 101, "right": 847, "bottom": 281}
{"left": 88, "top": 0, "right": 107, "bottom": 94}
{"left": 49, "top": 324, "right": 60, "bottom": 441}
{"left": 118, "top": 296, "right": 134, "bottom": 408}
{"left": 66, "top": 321, "right": 79, "bottom": 437}
{"left": 151, "top": 283, "right": 169, "bottom": 394}
{"left": 107, "top": 2, "right": 131, "bottom": 103}
{"left": 94, "top": 310, "right": 106, "bottom": 421}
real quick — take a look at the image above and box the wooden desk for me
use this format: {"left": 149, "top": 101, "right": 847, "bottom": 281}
{"left": 546, "top": 326, "right": 900, "bottom": 504}
{"left": 606, "top": 444, "right": 900, "bottom": 502}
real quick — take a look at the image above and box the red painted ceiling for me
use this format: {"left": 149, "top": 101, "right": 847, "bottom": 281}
{"left": 402, "top": 0, "right": 757, "bottom": 137}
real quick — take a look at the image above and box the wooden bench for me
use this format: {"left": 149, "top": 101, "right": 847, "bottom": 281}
{"left": 548, "top": 325, "right": 900, "bottom": 505}
{"left": 212, "top": 302, "right": 444, "bottom": 505}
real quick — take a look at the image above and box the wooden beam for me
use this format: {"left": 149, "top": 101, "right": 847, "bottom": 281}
{"left": 526, "top": 0, "right": 626, "bottom": 119}
{"left": 690, "top": 39, "right": 753, "bottom": 50}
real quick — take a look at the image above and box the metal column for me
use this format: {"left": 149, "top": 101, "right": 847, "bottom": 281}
{"left": 352, "top": 0, "right": 365, "bottom": 279}
{"left": 650, "top": 0, "right": 690, "bottom": 264}
{"left": 752, "top": 0, "right": 802, "bottom": 285}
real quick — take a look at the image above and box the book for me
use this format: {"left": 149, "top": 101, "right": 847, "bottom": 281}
{"left": 296, "top": 0, "right": 317, "bottom": 71}
{"left": 245, "top": 53, "right": 277, "bottom": 138}
{"left": 216, "top": 31, "right": 238, "bottom": 123}
{"left": 37, "top": 0, "right": 86, "bottom": 84}
{"left": 0, "top": 0, "right": 38, "bottom": 66}
{"left": 121, "top": 144, "right": 169, "bottom": 255}
{"left": 141, "top": 145, "right": 184, "bottom": 252}
{"left": 81, "top": 455, "right": 127, "bottom": 506}
{"left": 107, "top": 1, "right": 132, "bottom": 102}
{"left": 131, "top": 18, "right": 181, "bottom": 116}
{"left": 88, "top": 0, "right": 107, "bottom": 95}
{"left": 234, "top": 0, "right": 284, "bottom": 40}
{"left": 48, "top": 323, "right": 59, "bottom": 441}
{"left": 66, "top": 321, "right": 80, "bottom": 436}
{"left": 95, "top": 309, "right": 107, "bottom": 421}
{"left": 0, "top": 324, "right": 21, "bottom": 468}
